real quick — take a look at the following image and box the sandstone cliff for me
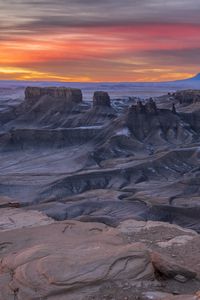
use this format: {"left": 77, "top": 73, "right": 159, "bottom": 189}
{"left": 25, "top": 86, "right": 82, "bottom": 103}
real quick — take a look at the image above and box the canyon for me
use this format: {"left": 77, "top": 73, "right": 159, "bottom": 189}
{"left": 0, "top": 86, "right": 200, "bottom": 299}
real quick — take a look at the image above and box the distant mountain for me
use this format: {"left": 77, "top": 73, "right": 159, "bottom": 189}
{"left": 189, "top": 73, "right": 200, "bottom": 81}
{"left": 170, "top": 73, "right": 200, "bottom": 88}
{"left": 0, "top": 74, "right": 199, "bottom": 100}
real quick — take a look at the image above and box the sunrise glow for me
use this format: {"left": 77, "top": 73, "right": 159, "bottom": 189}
{"left": 0, "top": 1, "right": 200, "bottom": 82}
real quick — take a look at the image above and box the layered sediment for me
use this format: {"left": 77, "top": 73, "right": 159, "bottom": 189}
{"left": 25, "top": 86, "right": 83, "bottom": 103}
{"left": 173, "top": 90, "right": 200, "bottom": 105}
{"left": 93, "top": 91, "right": 111, "bottom": 107}
{"left": 0, "top": 86, "right": 200, "bottom": 299}
{"left": 0, "top": 218, "right": 199, "bottom": 299}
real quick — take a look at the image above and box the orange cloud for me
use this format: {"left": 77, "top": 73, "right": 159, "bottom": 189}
{"left": 0, "top": 23, "right": 199, "bottom": 82}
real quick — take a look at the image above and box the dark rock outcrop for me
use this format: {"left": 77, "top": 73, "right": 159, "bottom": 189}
{"left": 93, "top": 91, "right": 111, "bottom": 107}
{"left": 88, "top": 96, "right": 197, "bottom": 164}
{"left": 128, "top": 99, "right": 158, "bottom": 116}
{"left": 180, "top": 111, "right": 200, "bottom": 133}
{"left": 25, "top": 86, "right": 82, "bottom": 103}
{"left": 22, "top": 87, "right": 83, "bottom": 122}
{"left": 1, "top": 87, "right": 83, "bottom": 128}
{"left": 62, "top": 91, "right": 116, "bottom": 128}
{"left": 126, "top": 99, "right": 193, "bottom": 143}
{"left": 172, "top": 103, "right": 177, "bottom": 114}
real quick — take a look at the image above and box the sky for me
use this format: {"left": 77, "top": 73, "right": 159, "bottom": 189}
{"left": 0, "top": 0, "right": 200, "bottom": 82}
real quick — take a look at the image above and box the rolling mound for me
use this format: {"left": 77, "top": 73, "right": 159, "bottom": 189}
{"left": 0, "top": 86, "right": 200, "bottom": 231}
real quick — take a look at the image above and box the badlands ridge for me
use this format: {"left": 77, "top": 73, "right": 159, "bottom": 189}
{"left": 0, "top": 87, "right": 200, "bottom": 299}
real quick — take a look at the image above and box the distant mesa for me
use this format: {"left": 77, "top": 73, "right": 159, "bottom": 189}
{"left": 173, "top": 89, "right": 200, "bottom": 105}
{"left": 11, "top": 86, "right": 84, "bottom": 127}
{"left": 25, "top": 86, "right": 83, "bottom": 103}
{"left": 63, "top": 90, "right": 116, "bottom": 128}
{"left": 93, "top": 91, "right": 111, "bottom": 107}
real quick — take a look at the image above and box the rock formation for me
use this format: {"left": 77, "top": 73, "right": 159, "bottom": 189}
{"left": 174, "top": 90, "right": 200, "bottom": 105}
{"left": 93, "top": 91, "right": 111, "bottom": 107}
{"left": 128, "top": 99, "right": 158, "bottom": 116}
{"left": 0, "top": 220, "right": 154, "bottom": 300}
{"left": 0, "top": 218, "right": 200, "bottom": 299}
{"left": 172, "top": 103, "right": 177, "bottom": 114}
{"left": 124, "top": 98, "right": 193, "bottom": 143}
{"left": 25, "top": 86, "right": 83, "bottom": 103}
{"left": 1, "top": 85, "right": 200, "bottom": 299}
{"left": 62, "top": 91, "right": 116, "bottom": 128}
{"left": 0, "top": 87, "right": 83, "bottom": 128}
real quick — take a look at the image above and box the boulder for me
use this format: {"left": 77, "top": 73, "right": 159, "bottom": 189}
{"left": 157, "top": 235, "right": 195, "bottom": 248}
{"left": 93, "top": 91, "right": 111, "bottom": 107}
{"left": 151, "top": 252, "right": 196, "bottom": 279}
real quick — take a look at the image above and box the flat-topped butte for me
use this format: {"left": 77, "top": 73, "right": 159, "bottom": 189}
{"left": 25, "top": 86, "right": 83, "bottom": 103}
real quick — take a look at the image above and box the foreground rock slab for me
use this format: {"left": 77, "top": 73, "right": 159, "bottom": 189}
{"left": 0, "top": 207, "right": 54, "bottom": 231}
{"left": 142, "top": 291, "right": 200, "bottom": 300}
{"left": 0, "top": 220, "right": 154, "bottom": 300}
{"left": 118, "top": 219, "right": 200, "bottom": 279}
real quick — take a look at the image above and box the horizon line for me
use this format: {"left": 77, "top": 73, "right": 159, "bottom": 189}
{"left": 0, "top": 73, "right": 199, "bottom": 85}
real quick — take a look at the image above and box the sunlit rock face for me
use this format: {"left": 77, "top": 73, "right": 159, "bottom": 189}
{"left": 93, "top": 91, "right": 111, "bottom": 107}
{"left": 25, "top": 87, "right": 83, "bottom": 103}
{"left": 0, "top": 221, "right": 154, "bottom": 300}
{"left": 0, "top": 218, "right": 199, "bottom": 299}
